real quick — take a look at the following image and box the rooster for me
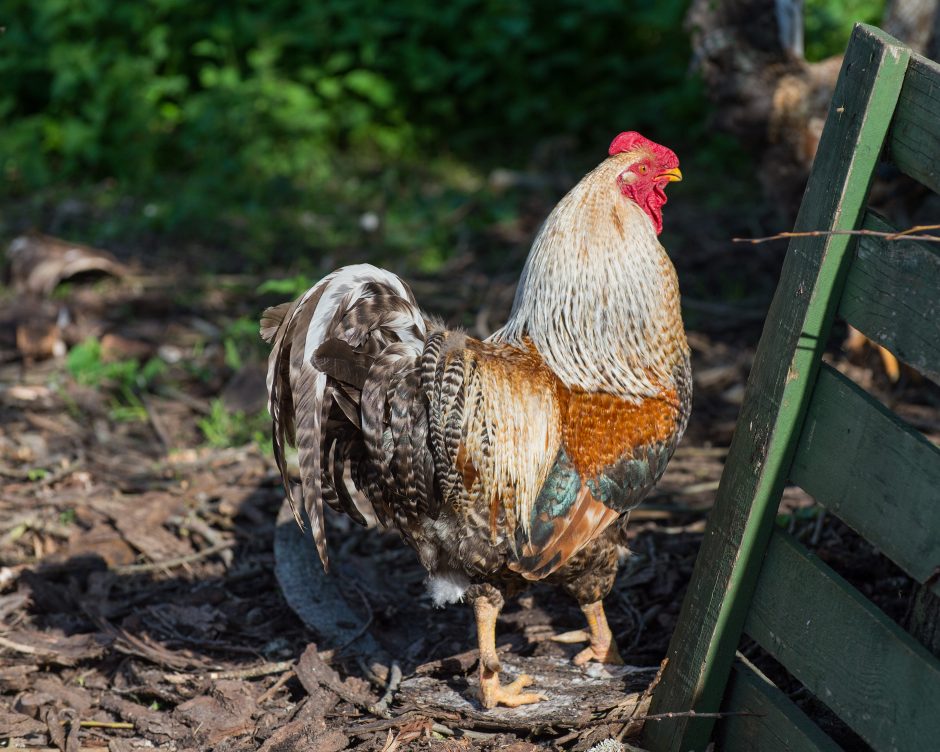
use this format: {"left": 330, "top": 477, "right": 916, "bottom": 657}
{"left": 261, "top": 132, "right": 690, "bottom": 708}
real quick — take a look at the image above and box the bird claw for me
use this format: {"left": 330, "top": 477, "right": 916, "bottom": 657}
{"left": 551, "top": 600, "right": 625, "bottom": 666}
{"left": 548, "top": 629, "right": 624, "bottom": 665}
{"left": 549, "top": 629, "right": 591, "bottom": 644}
{"left": 573, "top": 641, "right": 624, "bottom": 666}
{"left": 479, "top": 672, "right": 546, "bottom": 709}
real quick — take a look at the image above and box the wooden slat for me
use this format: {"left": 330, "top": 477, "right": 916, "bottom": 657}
{"left": 839, "top": 213, "right": 940, "bottom": 383}
{"left": 791, "top": 364, "right": 940, "bottom": 596}
{"left": 717, "top": 659, "right": 843, "bottom": 752}
{"left": 745, "top": 531, "right": 940, "bottom": 752}
{"left": 644, "top": 25, "right": 912, "bottom": 752}
{"left": 888, "top": 52, "right": 940, "bottom": 194}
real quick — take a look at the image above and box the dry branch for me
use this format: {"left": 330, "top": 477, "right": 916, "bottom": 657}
{"left": 76, "top": 720, "right": 134, "bottom": 729}
{"left": 112, "top": 540, "right": 235, "bottom": 574}
{"left": 256, "top": 666, "right": 296, "bottom": 704}
{"left": 733, "top": 223, "right": 940, "bottom": 244}
{"left": 207, "top": 660, "right": 295, "bottom": 681}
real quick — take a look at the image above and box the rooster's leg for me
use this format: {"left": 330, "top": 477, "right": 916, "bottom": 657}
{"left": 551, "top": 600, "right": 623, "bottom": 666}
{"left": 471, "top": 585, "right": 545, "bottom": 709}
{"left": 845, "top": 326, "right": 901, "bottom": 383}
{"left": 877, "top": 345, "right": 901, "bottom": 383}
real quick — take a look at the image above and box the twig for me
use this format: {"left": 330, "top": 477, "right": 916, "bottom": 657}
{"left": 568, "top": 707, "right": 759, "bottom": 732}
{"left": 256, "top": 666, "right": 296, "bottom": 704}
{"left": 675, "top": 480, "right": 721, "bottom": 496}
{"left": 733, "top": 224, "right": 940, "bottom": 245}
{"left": 1, "top": 516, "right": 72, "bottom": 549}
{"left": 357, "top": 655, "right": 391, "bottom": 687}
{"left": 882, "top": 223, "right": 940, "bottom": 239}
{"left": 76, "top": 720, "right": 134, "bottom": 729}
{"left": 112, "top": 540, "right": 235, "bottom": 574}
{"left": 86, "top": 612, "right": 207, "bottom": 670}
{"left": 0, "top": 633, "right": 42, "bottom": 656}
{"left": 641, "top": 709, "right": 759, "bottom": 722}
{"left": 0, "top": 456, "right": 85, "bottom": 488}
{"left": 141, "top": 394, "right": 173, "bottom": 452}
{"left": 457, "top": 728, "right": 499, "bottom": 741}
{"left": 207, "top": 660, "right": 295, "bottom": 681}
{"left": 169, "top": 513, "right": 235, "bottom": 567}
{"left": 616, "top": 657, "right": 669, "bottom": 740}
{"left": 154, "top": 385, "right": 212, "bottom": 415}
{"left": 37, "top": 455, "right": 85, "bottom": 487}
{"left": 369, "top": 661, "right": 403, "bottom": 718}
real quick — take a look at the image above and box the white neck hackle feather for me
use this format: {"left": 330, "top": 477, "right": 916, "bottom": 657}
{"left": 492, "top": 153, "right": 684, "bottom": 403}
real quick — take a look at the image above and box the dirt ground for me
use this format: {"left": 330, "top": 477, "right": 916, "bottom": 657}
{"left": 1, "top": 190, "right": 937, "bottom": 751}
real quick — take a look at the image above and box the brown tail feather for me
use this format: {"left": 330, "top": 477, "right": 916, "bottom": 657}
{"left": 261, "top": 264, "right": 431, "bottom": 569}
{"left": 260, "top": 302, "right": 291, "bottom": 344}
{"left": 314, "top": 338, "right": 374, "bottom": 389}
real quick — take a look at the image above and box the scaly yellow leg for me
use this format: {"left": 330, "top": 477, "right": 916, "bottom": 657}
{"left": 473, "top": 595, "right": 545, "bottom": 709}
{"left": 551, "top": 600, "right": 624, "bottom": 666}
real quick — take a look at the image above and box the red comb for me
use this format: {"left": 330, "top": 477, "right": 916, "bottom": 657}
{"left": 608, "top": 131, "right": 679, "bottom": 168}
{"left": 608, "top": 132, "right": 651, "bottom": 156}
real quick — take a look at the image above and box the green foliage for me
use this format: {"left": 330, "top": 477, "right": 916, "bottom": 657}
{"left": 221, "top": 315, "right": 267, "bottom": 371}
{"left": 2, "top": 0, "right": 888, "bottom": 269}
{"left": 67, "top": 337, "right": 165, "bottom": 389}
{"left": 0, "top": 0, "right": 701, "bottom": 265}
{"left": 66, "top": 337, "right": 167, "bottom": 421}
{"left": 804, "top": 0, "right": 887, "bottom": 61}
{"left": 2, "top": 0, "right": 698, "bottom": 182}
{"left": 198, "top": 398, "right": 269, "bottom": 450}
{"left": 257, "top": 275, "right": 316, "bottom": 299}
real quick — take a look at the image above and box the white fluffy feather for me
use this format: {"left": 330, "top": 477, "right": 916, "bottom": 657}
{"left": 426, "top": 571, "right": 471, "bottom": 607}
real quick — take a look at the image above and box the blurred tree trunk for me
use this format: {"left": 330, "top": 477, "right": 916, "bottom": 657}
{"left": 685, "top": 0, "right": 838, "bottom": 220}
{"left": 883, "top": 0, "right": 940, "bottom": 59}
{"left": 686, "top": 0, "right": 939, "bottom": 221}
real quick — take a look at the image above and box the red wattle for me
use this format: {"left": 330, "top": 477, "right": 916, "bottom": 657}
{"left": 620, "top": 181, "right": 667, "bottom": 235}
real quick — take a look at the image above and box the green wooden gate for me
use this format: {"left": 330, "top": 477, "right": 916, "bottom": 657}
{"left": 643, "top": 23, "right": 940, "bottom": 752}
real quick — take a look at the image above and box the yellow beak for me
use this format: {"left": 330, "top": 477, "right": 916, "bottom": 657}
{"left": 657, "top": 167, "right": 683, "bottom": 183}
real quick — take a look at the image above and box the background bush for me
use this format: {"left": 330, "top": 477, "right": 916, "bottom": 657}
{"left": 0, "top": 0, "right": 885, "bottom": 268}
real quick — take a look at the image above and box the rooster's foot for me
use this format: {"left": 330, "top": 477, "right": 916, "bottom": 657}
{"left": 479, "top": 670, "right": 545, "bottom": 708}
{"left": 552, "top": 600, "right": 624, "bottom": 666}
{"left": 550, "top": 630, "right": 623, "bottom": 665}
{"left": 573, "top": 639, "right": 624, "bottom": 666}
{"left": 472, "top": 586, "right": 545, "bottom": 708}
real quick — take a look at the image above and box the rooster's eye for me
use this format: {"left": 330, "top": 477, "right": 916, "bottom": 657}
{"left": 637, "top": 164, "right": 648, "bottom": 175}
